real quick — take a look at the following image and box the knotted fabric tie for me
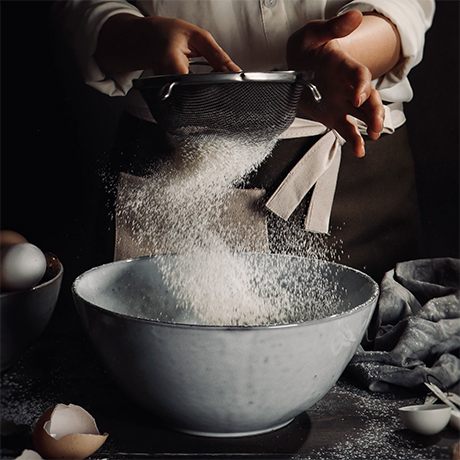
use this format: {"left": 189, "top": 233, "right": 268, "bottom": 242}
{"left": 265, "top": 103, "right": 405, "bottom": 234}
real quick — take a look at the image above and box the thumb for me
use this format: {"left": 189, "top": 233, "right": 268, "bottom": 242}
{"left": 308, "top": 10, "right": 363, "bottom": 47}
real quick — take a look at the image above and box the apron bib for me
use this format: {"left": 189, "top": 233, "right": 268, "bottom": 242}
{"left": 114, "top": 172, "right": 269, "bottom": 260}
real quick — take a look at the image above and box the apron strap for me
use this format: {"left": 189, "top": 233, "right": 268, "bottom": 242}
{"left": 266, "top": 103, "right": 403, "bottom": 234}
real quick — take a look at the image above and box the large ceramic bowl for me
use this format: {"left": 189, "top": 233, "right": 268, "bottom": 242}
{"left": 1, "top": 260, "right": 63, "bottom": 371}
{"left": 72, "top": 253, "right": 378, "bottom": 437}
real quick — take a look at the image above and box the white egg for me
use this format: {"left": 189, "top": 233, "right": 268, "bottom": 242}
{"left": 0, "top": 243, "right": 47, "bottom": 291}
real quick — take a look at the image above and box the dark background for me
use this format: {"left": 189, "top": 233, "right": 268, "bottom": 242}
{"left": 1, "top": 0, "right": 459, "bottom": 302}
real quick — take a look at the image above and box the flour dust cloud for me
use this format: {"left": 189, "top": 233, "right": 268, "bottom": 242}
{"left": 116, "top": 133, "right": 342, "bottom": 326}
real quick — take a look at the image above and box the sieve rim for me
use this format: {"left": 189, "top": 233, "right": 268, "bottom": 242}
{"left": 133, "top": 70, "right": 303, "bottom": 90}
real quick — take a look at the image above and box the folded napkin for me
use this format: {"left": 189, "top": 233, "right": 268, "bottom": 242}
{"left": 347, "top": 258, "right": 460, "bottom": 392}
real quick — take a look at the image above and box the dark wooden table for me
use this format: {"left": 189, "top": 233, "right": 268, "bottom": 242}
{"left": 2, "top": 302, "right": 458, "bottom": 460}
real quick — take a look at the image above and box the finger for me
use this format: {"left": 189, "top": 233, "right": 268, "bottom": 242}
{"left": 336, "top": 116, "right": 366, "bottom": 158}
{"left": 367, "top": 129, "right": 381, "bottom": 141}
{"left": 191, "top": 29, "right": 241, "bottom": 72}
{"left": 338, "top": 59, "right": 373, "bottom": 108}
{"left": 359, "top": 89, "right": 384, "bottom": 135}
{"left": 319, "top": 48, "right": 372, "bottom": 106}
{"left": 347, "top": 91, "right": 384, "bottom": 136}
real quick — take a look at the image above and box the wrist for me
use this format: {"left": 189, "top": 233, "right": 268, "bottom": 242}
{"left": 335, "top": 12, "right": 402, "bottom": 79}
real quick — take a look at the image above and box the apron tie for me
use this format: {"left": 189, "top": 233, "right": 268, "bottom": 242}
{"left": 265, "top": 103, "right": 404, "bottom": 234}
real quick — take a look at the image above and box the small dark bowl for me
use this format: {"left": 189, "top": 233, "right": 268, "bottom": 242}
{"left": 1, "top": 260, "right": 63, "bottom": 371}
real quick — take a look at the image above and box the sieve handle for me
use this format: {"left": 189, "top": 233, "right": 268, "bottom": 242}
{"left": 296, "top": 73, "right": 322, "bottom": 103}
{"left": 159, "top": 61, "right": 213, "bottom": 100}
{"left": 159, "top": 81, "right": 179, "bottom": 100}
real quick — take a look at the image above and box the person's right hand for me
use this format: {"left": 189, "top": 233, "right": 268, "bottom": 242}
{"left": 286, "top": 11, "right": 389, "bottom": 158}
{"left": 94, "top": 14, "right": 241, "bottom": 75}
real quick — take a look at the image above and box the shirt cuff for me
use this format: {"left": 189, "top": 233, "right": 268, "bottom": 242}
{"left": 74, "top": 2, "right": 145, "bottom": 96}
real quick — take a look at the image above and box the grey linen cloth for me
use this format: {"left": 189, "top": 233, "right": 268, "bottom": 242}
{"left": 347, "top": 258, "right": 460, "bottom": 392}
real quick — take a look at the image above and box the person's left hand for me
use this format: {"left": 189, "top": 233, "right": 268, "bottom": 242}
{"left": 94, "top": 14, "right": 241, "bottom": 76}
{"left": 286, "top": 11, "right": 385, "bottom": 158}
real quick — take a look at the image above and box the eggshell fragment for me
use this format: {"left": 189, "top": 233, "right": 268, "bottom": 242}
{"left": 40, "top": 252, "right": 62, "bottom": 284}
{"left": 33, "top": 404, "right": 108, "bottom": 460}
{"left": 14, "top": 449, "right": 43, "bottom": 460}
{"left": 452, "top": 442, "right": 460, "bottom": 460}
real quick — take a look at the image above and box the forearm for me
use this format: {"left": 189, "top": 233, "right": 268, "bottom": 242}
{"left": 336, "top": 13, "right": 402, "bottom": 79}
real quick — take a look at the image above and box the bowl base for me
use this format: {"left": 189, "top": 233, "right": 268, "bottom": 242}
{"left": 175, "top": 418, "right": 294, "bottom": 438}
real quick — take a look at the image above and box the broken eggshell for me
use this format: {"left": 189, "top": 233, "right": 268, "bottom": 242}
{"left": 33, "top": 404, "right": 108, "bottom": 460}
{"left": 14, "top": 450, "right": 43, "bottom": 460}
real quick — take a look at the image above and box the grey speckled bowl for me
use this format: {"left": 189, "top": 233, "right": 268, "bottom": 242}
{"left": 72, "top": 253, "right": 378, "bottom": 437}
{"left": 1, "top": 261, "right": 63, "bottom": 371}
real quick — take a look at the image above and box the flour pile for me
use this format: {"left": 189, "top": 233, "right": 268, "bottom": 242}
{"left": 116, "top": 133, "right": 341, "bottom": 326}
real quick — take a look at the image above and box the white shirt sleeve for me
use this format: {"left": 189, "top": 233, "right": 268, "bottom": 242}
{"left": 54, "top": 0, "right": 145, "bottom": 96}
{"left": 57, "top": 0, "right": 435, "bottom": 103}
{"left": 337, "top": 0, "right": 435, "bottom": 102}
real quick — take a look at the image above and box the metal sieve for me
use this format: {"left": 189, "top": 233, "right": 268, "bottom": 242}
{"left": 133, "top": 71, "right": 320, "bottom": 140}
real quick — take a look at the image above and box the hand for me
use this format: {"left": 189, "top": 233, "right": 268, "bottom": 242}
{"left": 94, "top": 14, "right": 241, "bottom": 76}
{"left": 287, "top": 11, "right": 386, "bottom": 158}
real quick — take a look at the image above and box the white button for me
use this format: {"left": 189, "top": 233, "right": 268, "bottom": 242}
{"left": 263, "top": 0, "right": 277, "bottom": 8}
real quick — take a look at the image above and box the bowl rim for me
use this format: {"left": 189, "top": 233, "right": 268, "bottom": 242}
{"left": 398, "top": 403, "right": 452, "bottom": 413}
{"left": 72, "top": 254, "right": 379, "bottom": 330}
{"left": 0, "top": 260, "right": 64, "bottom": 299}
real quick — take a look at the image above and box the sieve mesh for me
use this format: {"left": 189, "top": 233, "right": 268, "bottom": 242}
{"left": 133, "top": 72, "right": 316, "bottom": 141}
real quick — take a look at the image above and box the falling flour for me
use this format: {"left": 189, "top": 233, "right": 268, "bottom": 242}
{"left": 116, "top": 133, "right": 341, "bottom": 326}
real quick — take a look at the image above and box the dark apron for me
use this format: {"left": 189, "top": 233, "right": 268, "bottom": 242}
{"left": 97, "top": 112, "right": 423, "bottom": 283}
